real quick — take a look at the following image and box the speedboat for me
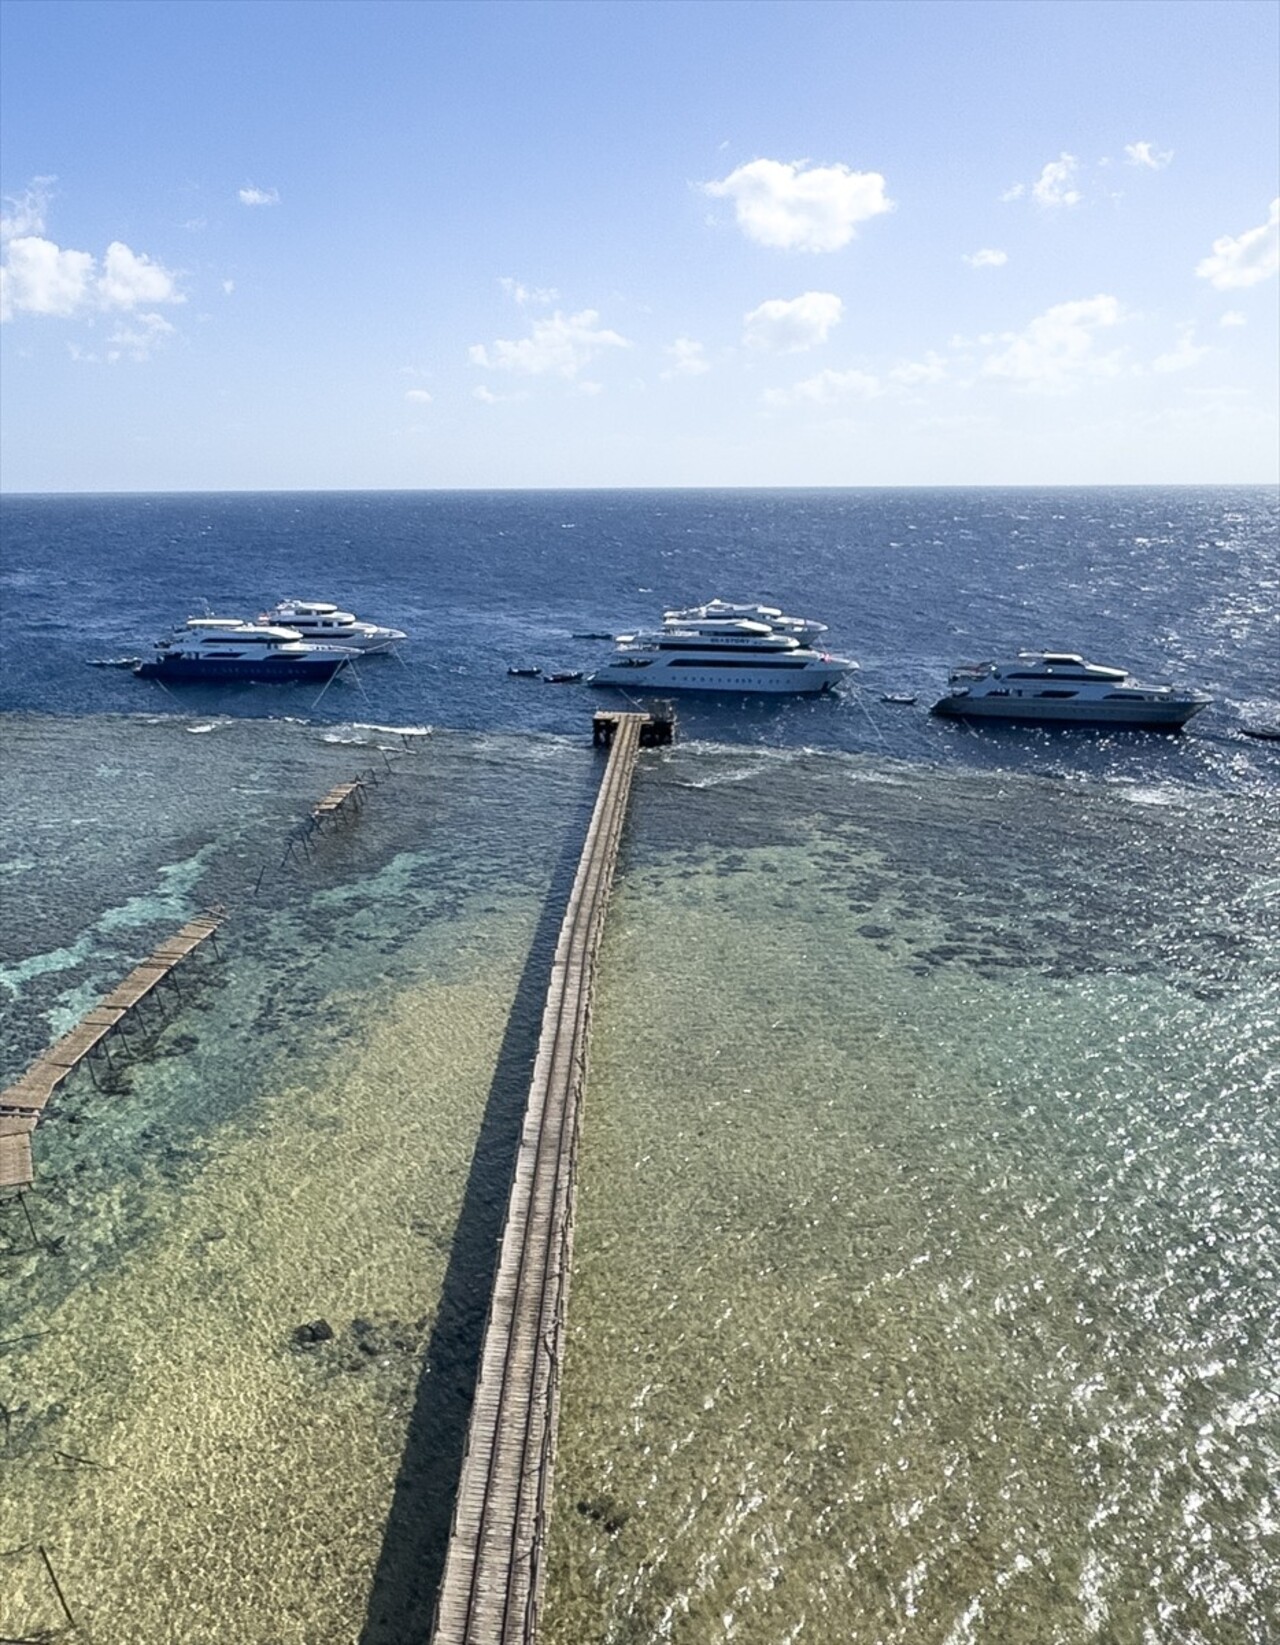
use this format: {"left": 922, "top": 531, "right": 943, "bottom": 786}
{"left": 134, "top": 619, "right": 359, "bottom": 683}
{"left": 663, "top": 599, "right": 829, "bottom": 646}
{"left": 589, "top": 620, "right": 855, "bottom": 695}
{"left": 930, "top": 652, "right": 1211, "bottom": 729}
{"left": 258, "top": 600, "right": 406, "bottom": 653}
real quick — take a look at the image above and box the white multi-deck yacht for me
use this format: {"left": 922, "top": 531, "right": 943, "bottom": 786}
{"left": 931, "top": 652, "right": 1211, "bottom": 729}
{"left": 663, "top": 599, "right": 829, "bottom": 646}
{"left": 259, "top": 600, "right": 406, "bottom": 653}
{"left": 589, "top": 620, "right": 855, "bottom": 695}
{"left": 134, "top": 619, "right": 359, "bottom": 683}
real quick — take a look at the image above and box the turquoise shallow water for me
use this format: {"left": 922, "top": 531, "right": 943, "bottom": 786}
{"left": 544, "top": 748, "right": 1279, "bottom": 1645}
{"left": 2, "top": 715, "right": 1277, "bottom": 1643}
{"left": 0, "top": 712, "right": 595, "bottom": 1642}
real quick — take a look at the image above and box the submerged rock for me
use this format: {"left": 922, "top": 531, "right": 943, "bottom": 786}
{"left": 292, "top": 1319, "right": 334, "bottom": 1347}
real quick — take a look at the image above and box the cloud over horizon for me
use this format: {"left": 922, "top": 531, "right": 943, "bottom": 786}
{"left": 704, "top": 159, "right": 892, "bottom": 252}
{"left": 982, "top": 294, "right": 1124, "bottom": 389}
{"left": 763, "top": 366, "right": 880, "bottom": 407}
{"left": 1, "top": 234, "right": 183, "bottom": 324}
{"left": 1124, "top": 140, "right": 1173, "bottom": 170}
{"left": 469, "top": 308, "right": 630, "bottom": 377}
{"left": 743, "top": 291, "right": 843, "bottom": 352}
{"left": 1195, "top": 199, "right": 1280, "bottom": 289}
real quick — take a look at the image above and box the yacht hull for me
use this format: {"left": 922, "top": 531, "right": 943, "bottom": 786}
{"left": 134, "top": 656, "right": 349, "bottom": 683}
{"left": 930, "top": 695, "right": 1207, "bottom": 729}
{"left": 589, "top": 664, "right": 848, "bottom": 694}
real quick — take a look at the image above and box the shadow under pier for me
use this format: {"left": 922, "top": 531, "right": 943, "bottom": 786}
{"left": 358, "top": 774, "right": 600, "bottom": 1644}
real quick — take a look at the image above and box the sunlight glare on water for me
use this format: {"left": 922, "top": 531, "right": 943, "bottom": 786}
{"left": 543, "top": 748, "right": 1279, "bottom": 1645}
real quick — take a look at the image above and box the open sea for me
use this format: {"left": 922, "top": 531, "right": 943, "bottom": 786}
{"left": 1, "top": 488, "right": 1277, "bottom": 1644}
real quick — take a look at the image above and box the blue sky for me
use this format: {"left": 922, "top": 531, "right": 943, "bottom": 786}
{"left": 1, "top": 0, "right": 1276, "bottom": 490}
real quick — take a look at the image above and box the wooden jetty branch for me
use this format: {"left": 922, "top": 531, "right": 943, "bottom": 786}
{"left": 0, "top": 910, "right": 225, "bottom": 1193}
{"left": 312, "top": 779, "right": 364, "bottom": 824}
{"left": 0, "top": 1117, "right": 36, "bottom": 1193}
{"left": 431, "top": 712, "right": 652, "bottom": 1645}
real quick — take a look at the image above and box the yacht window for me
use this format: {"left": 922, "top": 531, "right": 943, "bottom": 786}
{"left": 668, "top": 657, "right": 809, "bottom": 669}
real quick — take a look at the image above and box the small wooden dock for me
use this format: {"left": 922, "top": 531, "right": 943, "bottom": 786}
{"left": 430, "top": 712, "right": 653, "bottom": 1645}
{"left": 0, "top": 910, "right": 224, "bottom": 1193}
{"left": 311, "top": 779, "right": 364, "bottom": 825}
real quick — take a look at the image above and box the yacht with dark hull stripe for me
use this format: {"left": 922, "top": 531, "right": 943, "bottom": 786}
{"left": 931, "top": 652, "right": 1211, "bottom": 729}
{"left": 134, "top": 619, "right": 359, "bottom": 683}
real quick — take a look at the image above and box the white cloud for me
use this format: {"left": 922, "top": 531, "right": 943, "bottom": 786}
{"left": 963, "top": 248, "right": 1008, "bottom": 268}
{"left": 1, "top": 230, "right": 183, "bottom": 323}
{"left": 743, "top": 291, "right": 843, "bottom": 353}
{"left": 1031, "top": 153, "right": 1081, "bottom": 208}
{"left": 1124, "top": 140, "right": 1173, "bottom": 170}
{"left": 97, "top": 241, "right": 182, "bottom": 308}
{"left": 106, "top": 312, "right": 176, "bottom": 362}
{"left": 1, "top": 238, "right": 94, "bottom": 319}
{"left": 890, "top": 351, "right": 947, "bottom": 386}
{"left": 499, "top": 277, "right": 559, "bottom": 306}
{"left": 473, "top": 384, "right": 530, "bottom": 404}
{"left": 982, "top": 294, "right": 1124, "bottom": 389}
{"left": 405, "top": 388, "right": 433, "bottom": 403}
{"left": 1219, "top": 310, "right": 1247, "bottom": 327}
{"left": 1, "top": 179, "right": 53, "bottom": 242}
{"left": 703, "top": 158, "right": 892, "bottom": 252}
{"left": 222, "top": 279, "right": 235, "bottom": 295}
{"left": 661, "top": 336, "right": 709, "bottom": 378}
{"left": 1195, "top": 199, "right": 1280, "bottom": 290}
{"left": 66, "top": 311, "right": 177, "bottom": 365}
{"left": 238, "top": 185, "right": 280, "bottom": 206}
{"left": 763, "top": 367, "right": 880, "bottom": 407}
{"left": 1152, "top": 328, "right": 1209, "bottom": 374}
{"left": 574, "top": 380, "right": 604, "bottom": 397}
{"left": 469, "top": 308, "right": 630, "bottom": 377}
{"left": 1000, "top": 183, "right": 1025, "bottom": 203}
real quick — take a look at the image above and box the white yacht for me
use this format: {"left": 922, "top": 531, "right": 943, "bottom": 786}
{"left": 663, "top": 599, "right": 829, "bottom": 646}
{"left": 589, "top": 620, "right": 855, "bottom": 695}
{"left": 931, "top": 652, "right": 1211, "bottom": 729}
{"left": 259, "top": 600, "right": 406, "bottom": 653}
{"left": 134, "top": 619, "right": 359, "bottom": 683}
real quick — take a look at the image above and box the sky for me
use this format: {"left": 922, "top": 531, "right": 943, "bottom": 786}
{"left": 0, "top": 0, "right": 1277, "bottom": 491}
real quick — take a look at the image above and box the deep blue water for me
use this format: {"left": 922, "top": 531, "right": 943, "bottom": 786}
{"left": 2, "top": 487, "right": 1277, "bottom": 792}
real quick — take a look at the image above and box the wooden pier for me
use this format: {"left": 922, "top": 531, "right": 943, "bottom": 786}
{"left": 0, "top": 910, "right": 224, "bottom": 1193}
{"left": 430, "top": 712, "right": 653, "bottom": 1645}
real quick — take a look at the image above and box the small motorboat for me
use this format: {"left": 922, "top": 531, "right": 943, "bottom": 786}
{"left": 546, "top": 671, "right": 584, "bottom": 684}
{"left": 507, "top": 666, "right": 542, "bottom": 677}
{"left": 881, "top": 692, "right": 918, "bottom": 705}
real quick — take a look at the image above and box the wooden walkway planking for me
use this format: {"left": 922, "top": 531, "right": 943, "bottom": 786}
{"left": 312, "top": 780, "right": 364, "bottom": 822}
{"left": 0, "top": 913, "right": 224, "bottom": 1146}
{"left": 0, "top": 1132, "right": 35, "bottom": 1192}
{"left": 431, "top": 713, "right": 648, "bottom": 1645}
